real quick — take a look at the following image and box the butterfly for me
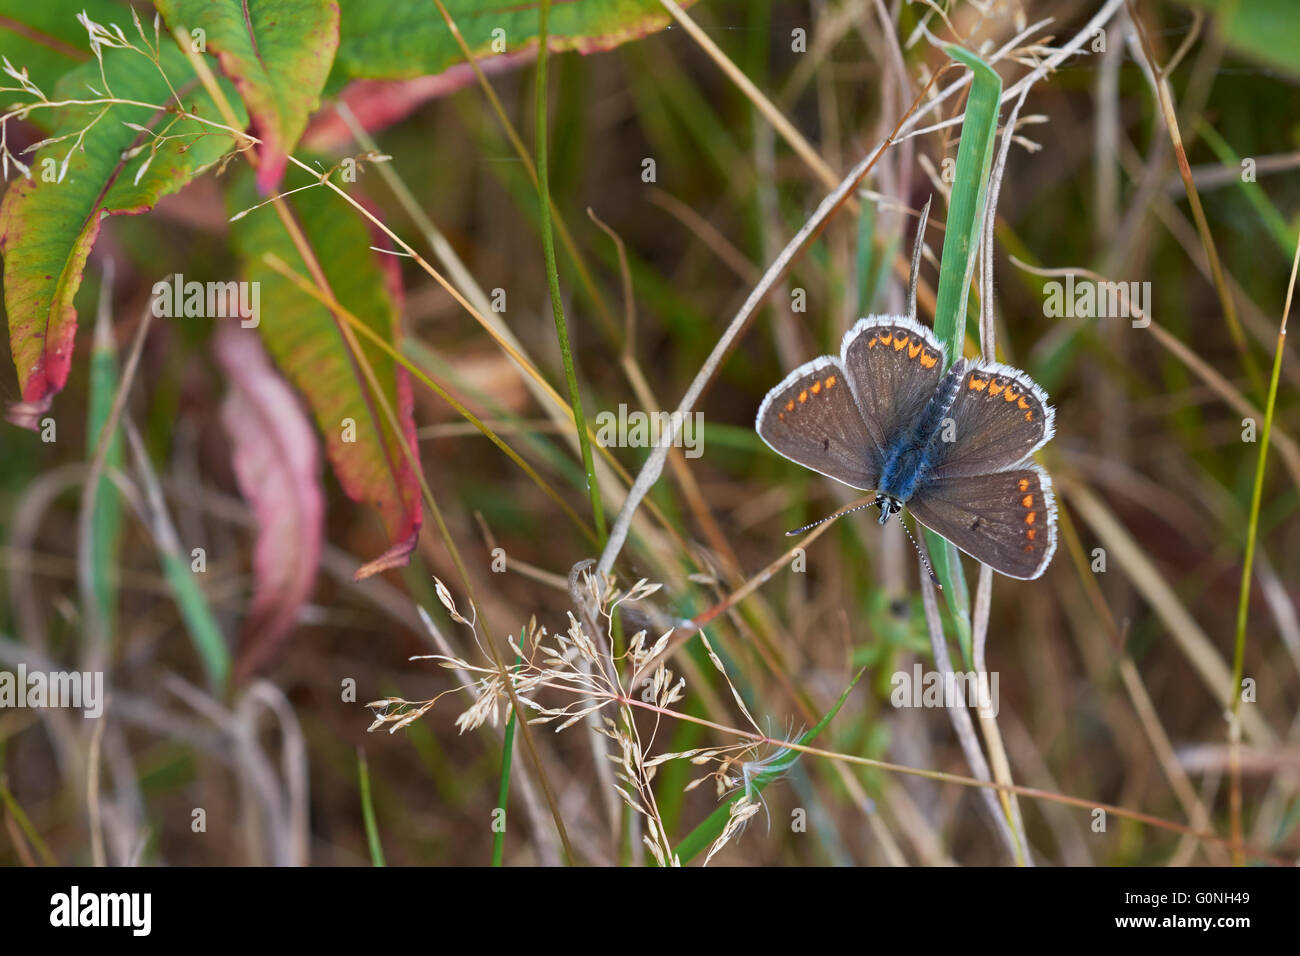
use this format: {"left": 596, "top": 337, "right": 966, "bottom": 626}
{"left": 755, "top": 314, "right": 1057, "bottom": 580}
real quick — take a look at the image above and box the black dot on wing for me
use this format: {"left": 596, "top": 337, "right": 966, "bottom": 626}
{"left": 822, "top": 438, "right": 830, "bottom": 451}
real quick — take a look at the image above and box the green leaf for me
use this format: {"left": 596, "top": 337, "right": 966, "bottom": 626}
{"left": 673, "top": 668, "right": 865, "bottom": 865}
{"left": 0, "top": 1, "right": 124, "bottom": 101}
{"left": 1180, "top": 0, "right": 1300, "bottom": 78}
{"left": 228, "top": 167, "right": 423, "bottom": 578}
{"left": 154, "top": 0, "right": 339, "bottom": 192}
{"left": 330, "top": 0, "right": 698, "bottom": 84}
{"left": 1, "top": 37, "right": 245, "bottom": 420}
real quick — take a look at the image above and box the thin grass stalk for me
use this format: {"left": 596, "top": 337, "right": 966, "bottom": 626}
{"left": 1124, "top": 0, "right": 1264, "bottom": 398}
{"left": 430, "top": 0, "right": 621, "bottom": 341}
{"left": 535, "top": 0, "right": 607, "bottom": 546}
{"left": 1228, "top": 229, "right": 1300, "bottom": 862}
{"left": 492, "top": 650, "right": 522, "bottom": 867}
{"left": 917, "top": 536, "right": 1019, "bottom": 863}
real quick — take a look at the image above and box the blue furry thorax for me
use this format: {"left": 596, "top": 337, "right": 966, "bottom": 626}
{"left": 876, "top": 360, "right": 966, "bottom": 502}
{"left": 877, "top": 432, "right": 933, "bottom": 502}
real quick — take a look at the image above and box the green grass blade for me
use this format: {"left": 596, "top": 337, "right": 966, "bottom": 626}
{"left": 924, "top": 46, "right": 1002, "bottom": 665}
{"left": 673, "top": 667, "right": 865, "bottom": 864}
{"left": 124, "top": 420, "right": 232, "bottom": 691}
{"left": 158, "top": 553, "right": 231, "bottom": 691}
{"left": 86, "top": 277, "right": 123, "bottom": 643}
{"left": 1197, "top": 121, "right": 1294, "bottom": 257}
{"left": 492, "top": 648, "right": 523, "bottom": 866}
{"left": 0, "top": 773, "right": 57, "bottom": 865}
{"left": 931, "top": 46, "right": 1002, "bottom": 352}
{"left": 357, "top": 748, "right": 386, "bottom": 867}
{"left": 1229, "top": 231, "right": 1297, "bottom": 860}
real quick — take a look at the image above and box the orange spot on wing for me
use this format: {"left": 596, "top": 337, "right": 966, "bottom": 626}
{"left": 811, "top": 381, "right": 822, "bottom": 394}
{"left": 1021, "top": 495, "right": 1034, "bottom": 508}
{"left": 988, "top": 381, "right": 1005, "bottom": 397}
{"left": 879, "top": 331, "right": 892, "bottom": 344}
{"left": 1024, "top": 410, "right": 1033, "bottom": 421}
{"left": 798, "top": 390, "right": 808, "bottom": 403}
{"left": 1018, "top": 395, "right": 1030, "bottom": 410}
{"left": 1027, "top": 528, "right": 1037, "bottom": 541}
{"left": 867, "top": 337, "right": 878, "bottom": 348}
{"left": 1004, "top": 387, "right": 1020, "bottom": 402}
{"left": 908, "top": 341, "right": 922, "bottom": 359}
{"left": 825, "top": 375, "right": 837, "bottom": 388}
{"left": 969, "top": 377, "right": 988, "bottom": 391}
{"left": 1018, "top": 478, "right": 1030, "bottom": 492}
{"left": 920, "top": 352, "right": 937, "bottom": 369}
{"left": 893, "top": 335, "right": 908, "bottom": 351}
{"left": 1025, "top": 512, "right": 1037, "bottom": 525}
{"left": 786, "top": 400, "right": 795, "bottom": 412}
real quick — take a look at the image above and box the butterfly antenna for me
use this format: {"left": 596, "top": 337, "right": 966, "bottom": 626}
{"left": 784, "top": 499, "right": 878, "bottom": 536}
{"left": 899, "top": 517, "right": 942, "bottom": 590}
{"left": 907, "top": 195, "right": 932, "bottom": 322}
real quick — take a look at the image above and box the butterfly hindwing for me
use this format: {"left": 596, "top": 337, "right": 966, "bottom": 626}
{"left": 841, "top": 315, "right": 947, "bottom": 457}
{"left": 756, "top": 356, "right": 879, "bottom": 490}
{"left": 906, "top": 465, "right": 1058, "bottom": 580}
{"left": 924, "top": 361, "right": 1054, "bottom": 480}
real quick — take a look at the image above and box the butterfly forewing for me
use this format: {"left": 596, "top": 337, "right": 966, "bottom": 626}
{"left": 924, "top": 361, "right": 1054, "bottom": 480}
{"left": 841, "top": 316, "right": 947, "bottom": 455}
{"left": 756, "top": 356, "right": 879, "bottom": 490}
{"left": 907, "top": 466, "right": 1058, "bottom": 579}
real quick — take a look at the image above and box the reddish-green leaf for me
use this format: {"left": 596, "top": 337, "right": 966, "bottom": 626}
{"left": 331, "top": 0, "right": 697, "bottom": 82}
{"left": 304, "top": 0, "right": 696, "bottom": 146}
{"left": 228, "top": 169, "right": 421, "bottom": 578}
{"left": 154, "top": 0, "right": 339, "bottom": 192}
{"left": 1, "top": 35, "right": 245, "bottom": 424}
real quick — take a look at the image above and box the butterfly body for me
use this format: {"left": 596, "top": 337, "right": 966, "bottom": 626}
{"left": 875, "top": 358, "right": 967, "bottom": 508}
{"left": 756, "top": 315, "right": 1058, "bottom": 580}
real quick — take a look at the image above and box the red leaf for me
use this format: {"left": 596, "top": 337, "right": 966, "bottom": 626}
{"left": 214, "top": 325, "right": 325, "bottom": 680}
